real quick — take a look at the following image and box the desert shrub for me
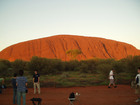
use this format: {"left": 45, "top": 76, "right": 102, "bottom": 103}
{"left": 96, "top": 63, "right": 112, "bottom": 79}
{"left": 66, "top": 49, "right": 82, "bottom": 60}
{"left": 27, "top": 56, "right": 48, "bottom": 74}
{"left": 65, "top": 60, "right": 80, "bottom": 71}
{"left": 112, "top": 61, "right": 125, "bottom": 74}
{"left": 79, "top": 62, "right": 89, "bottom": 73}
{"left": 96, "top": 58, "right": 115, "bottom": 65}
{"left": 28, "top": 56, "right": 64, "bottom": 75}
{"left": 1, "top": 55, "right": 140, "bottom": 87}
{"left": 120, "top": 56, "right": 140, "bottom": 77}
{"left": 83, "top": 59, "right": 97, "bottom": 73}
{"left": 41, "top": 59, "right": 64, "bottom": 74}
{"left": 0, "top": 59, "right": 11, "bottom": 77}
{"left": 67, "top": 59, "right": 97, "bottom": 73}
{"left": 11, "top": 59, "right": 27, "bottom": 74}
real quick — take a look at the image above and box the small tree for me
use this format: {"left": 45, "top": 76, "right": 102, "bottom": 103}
{"left": 11, "top": 59, "right": 27, "bottom": 73}
{"left": 66, "top": 49, "right": 82, "bottom": 60}
{"left": 0, "top": 59, "right": 11, "bottom": 77}
{"left": 27, "top": 56, "right": 48, "bottom": 74}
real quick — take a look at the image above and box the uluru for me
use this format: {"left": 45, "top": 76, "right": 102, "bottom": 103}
{"left": 0, "top": 35, "right": 140, "bottom": 61}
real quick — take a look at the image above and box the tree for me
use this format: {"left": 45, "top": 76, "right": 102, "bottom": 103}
{"left": 66, "top": 49, "right": 82, "bottom": 60}
{"left": 27, "top": 56, "right": 48, "bottom": 74}
{"left": 28, "top": 56, "right": 64, "bottom": 75}
{"left": 0, "top": 59, "right": 11, "bottom": 77}
{"left": 11, "top": 59, "right": 27, "bottom": 73}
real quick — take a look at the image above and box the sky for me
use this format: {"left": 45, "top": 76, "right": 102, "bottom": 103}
{"left": 0, "top": 0, "right": 140, "bottom": 51}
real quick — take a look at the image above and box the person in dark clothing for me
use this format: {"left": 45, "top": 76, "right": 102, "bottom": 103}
{"left": 12, "top": 73, "right": 17, "bottom": 104}
{"left": 16, "top": 70, "right": 27, "bottom": 105}
{"left": 0, "top": 77, "right": 4, "bottom": 94}
{"left": 33, "top": 70, "right": 40, "bottom": 94}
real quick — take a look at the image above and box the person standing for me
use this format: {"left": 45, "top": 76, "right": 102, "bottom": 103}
{"left": 108, "top": 69, "right": 117, "bottom": 88}
{"left": 12, "top": 73, "right": 17, "bottom": 104}
{"left": 16, "top": 70, "right": 27, "bottom": 105}
{"left": 135, "top": 67, "right": 140, "bottom": 102}
{"left": 0, "top": 77, "right": 4, "bottom": 94}
{"left": 33, "top": 70, "right": 40, "bottom": 94}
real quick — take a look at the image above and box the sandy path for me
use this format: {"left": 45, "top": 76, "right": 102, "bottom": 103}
{"left": 0, "top": 85, "right": 139, "bottom": 105}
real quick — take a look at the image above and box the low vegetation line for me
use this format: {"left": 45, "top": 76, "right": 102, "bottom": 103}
{"left": 0, "top": 55, "right": 140, "bottom": 87}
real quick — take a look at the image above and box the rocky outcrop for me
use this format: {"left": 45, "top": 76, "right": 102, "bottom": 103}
{"left": 0, "top": 35, "right": 140, "bottom": 61}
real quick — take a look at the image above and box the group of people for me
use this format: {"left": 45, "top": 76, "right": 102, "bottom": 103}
{"left": 1, "top": 67, "right": 140, "bottom": 104}
{"left": 11, "top": 70, "right": 40, "bottom": 105}
{"left": 108, "top": 67, "right": 140, "bottom": 103}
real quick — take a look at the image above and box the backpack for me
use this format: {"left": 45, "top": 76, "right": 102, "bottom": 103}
{"left": 136, "top": 77, "right": 139, "bottom": 84}
{"left": 69, "top": 92, "right": 75, "bottom": 98}
{"left": 0, "top": 88, "right": 2, "bottom": 94}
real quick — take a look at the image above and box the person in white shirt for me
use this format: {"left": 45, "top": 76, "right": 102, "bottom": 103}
{"left": 108, "top": 69, "right": 117, "bottom": 88}
{"left": 135, "top": 67, "right": 140, "bottom": 102}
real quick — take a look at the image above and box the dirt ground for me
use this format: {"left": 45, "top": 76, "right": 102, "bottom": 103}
{"left": 0, "top": 85, "right": 139, "bottom": 105}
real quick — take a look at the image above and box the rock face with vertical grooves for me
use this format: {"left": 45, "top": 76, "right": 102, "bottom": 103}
{"left": 0, "top": 35, "right": 140, "bottom": 61}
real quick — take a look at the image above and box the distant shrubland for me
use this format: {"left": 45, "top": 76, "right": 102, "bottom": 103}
{"left": 0, "top": 55, "right": 140, "bottom": 87}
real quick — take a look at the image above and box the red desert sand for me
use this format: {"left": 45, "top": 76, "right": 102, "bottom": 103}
{"left": 0, "top": 85, "right": 139, "bottom": 105}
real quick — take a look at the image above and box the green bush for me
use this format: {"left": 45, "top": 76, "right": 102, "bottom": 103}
{"left": 1, "top": 55, "right": 140, "bottom": 87}
{"left": 0, "top": 59, "right": 11, "bottom": 77}
{"left": 96, "top": 63, "right": 112, "bottom": 79}
{"left": 27, "top": 56, "right": 64, "bottom": 75}
{"left": 65, "top": 60, "right": 80, "bottom": 71}
{"left": 11, "top": 59, "right": 27, "bottom": 74}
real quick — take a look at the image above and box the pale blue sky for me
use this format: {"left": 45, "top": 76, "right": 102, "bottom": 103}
{"left": 0, "top": 0, "right": 140, "bottom": 51}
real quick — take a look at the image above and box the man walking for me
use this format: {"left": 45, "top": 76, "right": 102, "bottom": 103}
{"left": 108, "top": 69, "right": 117, "bottom": 88}
{"left": 33, "top": 70, "right": 40, "bottom": 94}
